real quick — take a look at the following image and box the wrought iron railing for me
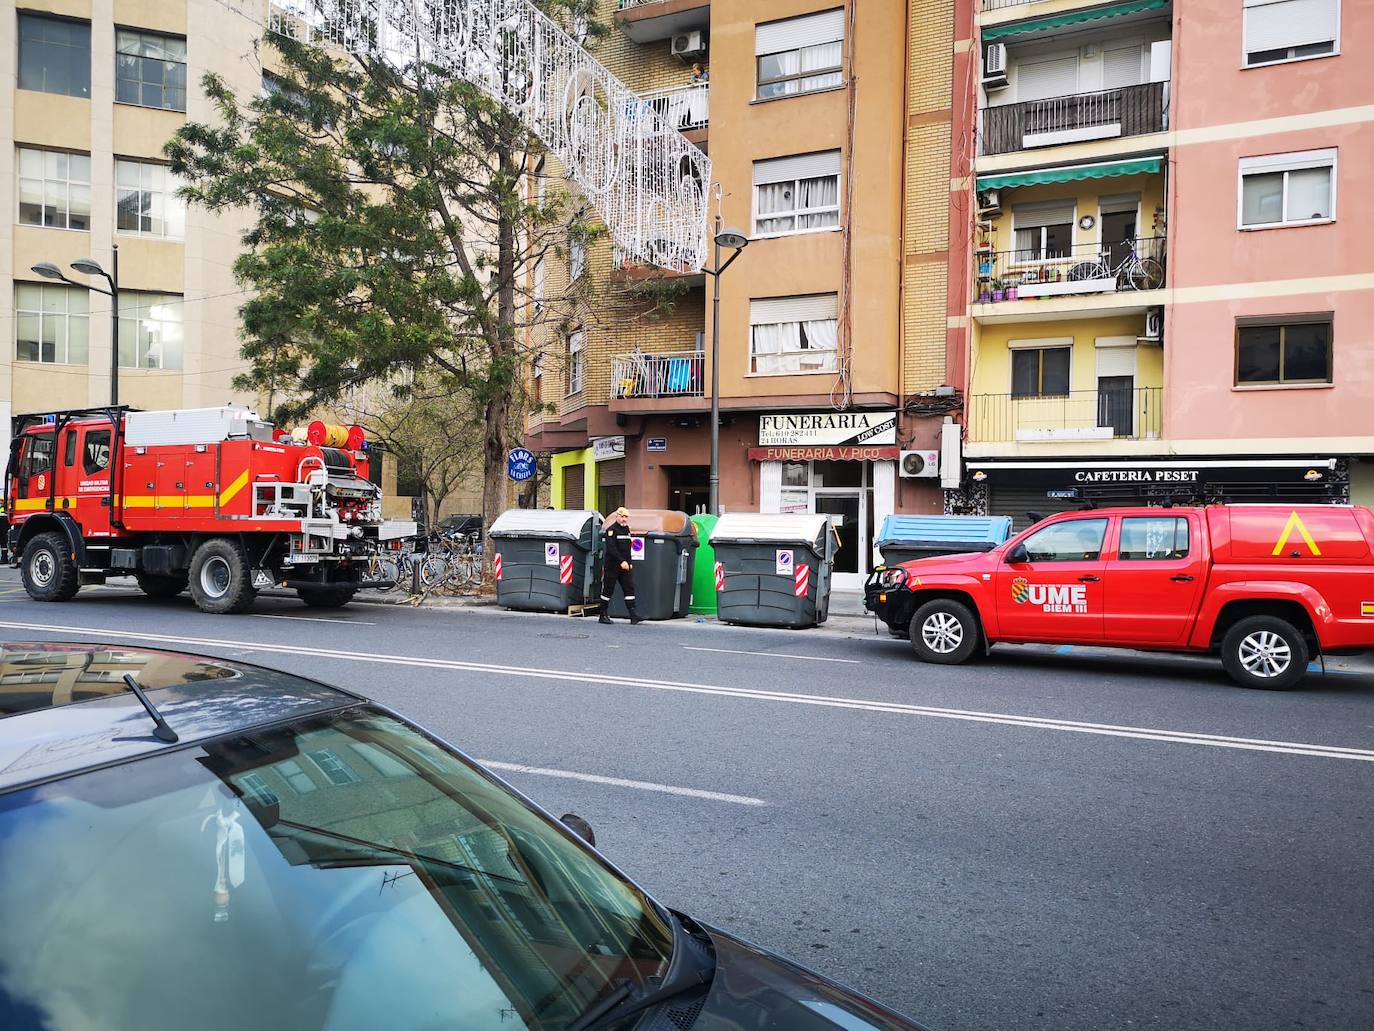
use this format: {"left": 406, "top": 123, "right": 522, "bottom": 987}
{"left": 618, "top": 0, "right": 703, "bottom": 9}
{"left": 639, "top": 83, "right": 709, "bottom": 132}
{"left": 981, "top": 82, "right": 1167, "bottom": 156}
{"left": 968, "top": 388, "right": 1162, "bottom": 443}
{"left": 611, "top": 349, "right": 705, "bottom": 399}
{"left": 981, "top": 0, "right": 1047, "bottom": 9}
{"left": 975, "top": 236, "right": 1165, "bottom": 301}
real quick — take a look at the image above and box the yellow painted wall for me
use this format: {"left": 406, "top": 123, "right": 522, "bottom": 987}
{"left": 981, "top": 172, "right": 1166, "bottom": 256}
{"left": 970, "top": 314, "right": 1161, "bottom": 396}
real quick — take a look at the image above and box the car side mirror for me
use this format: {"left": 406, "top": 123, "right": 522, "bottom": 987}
{"left": 560, "top": 812, "right": 596, "bottom": 847}
{"left": 1006, "top": 543, "right": 1028, "bottom": 564}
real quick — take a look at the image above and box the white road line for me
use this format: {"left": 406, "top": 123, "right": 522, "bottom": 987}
{"left": 479, "top": 760, "right": 767, "bottom": 806}
{"left": 254, "top": 613, "right": 377, "bottom": 626}
{"left": 1, "top": 619, "right": 1371, "bottom": 764}
{"left": 683, "top": 645, "right": 861, "bottom": 664}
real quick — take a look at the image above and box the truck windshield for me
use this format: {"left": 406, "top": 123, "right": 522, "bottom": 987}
{"left": 0, "top": 708, "right": 674, "bottom": 1031}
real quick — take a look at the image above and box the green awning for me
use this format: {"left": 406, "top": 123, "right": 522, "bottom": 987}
{"left": 976, "top": 156, "right": 1162, "bottom": 191}
{"left": 982, "top": 0, "right": 1168, "bottom": 41}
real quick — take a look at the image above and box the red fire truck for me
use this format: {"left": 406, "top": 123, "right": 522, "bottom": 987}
{"left": 5, "top": 405, "right": 414, "bottom": 613}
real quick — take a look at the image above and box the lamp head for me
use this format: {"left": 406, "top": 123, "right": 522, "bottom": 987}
{"left": 30, "top": 262, "right": 65, "bottom": 281}
{"left": 70, "top": 258, "right": 107, "bottom": 277}
{"left": 714, "top": 228, "right": 749, "bottom": 251}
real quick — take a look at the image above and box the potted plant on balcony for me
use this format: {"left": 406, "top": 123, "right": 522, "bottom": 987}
{"left": 990, "top": 278, "right": 1006, "bottom": 302}
{"left": 977, "top": 280, "right": 992, "bottom": 303}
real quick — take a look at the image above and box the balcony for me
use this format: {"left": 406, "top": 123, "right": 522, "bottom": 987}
{"left": 615, "top": 0, "right": 710, "bottom": 44}
{"left": 968, "top": 387, "right": 1162, "bottom": 443}
{"left": 640, "top": 82, "right": 708, "bottom": 134}
{"left": 611, "top": 350, "right": 705, "bottom": 400}
{"left": 981, "top": 82, "right": 1167, "bottom": 157}
{"left": 976, "top": 236, "right": 1165, "bottom": 302}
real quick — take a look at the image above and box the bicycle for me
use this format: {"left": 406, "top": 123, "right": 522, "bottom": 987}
{"left": 1066, "top": 239, "right": 1164, "bottom": 292}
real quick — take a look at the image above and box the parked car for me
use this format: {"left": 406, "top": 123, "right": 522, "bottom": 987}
{"left": 439, "top": 512, "right": 485, "bottom": 537}
{"left": 866, "top": 504, "right": 1374, "bottom": 690}
{"left": 0, "top": 642, "right": 929, "bottom": 1031}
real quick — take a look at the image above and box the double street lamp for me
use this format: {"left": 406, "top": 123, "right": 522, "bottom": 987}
{"left": 32, "top": 244, "right": 120, "bottom": 405}
{"left": 703, "top": 218, "right": 750, "bottom": 516}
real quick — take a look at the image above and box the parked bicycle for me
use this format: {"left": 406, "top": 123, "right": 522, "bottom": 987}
{"left": 1066, "top": 239, "right": 1164, "bottom": 291}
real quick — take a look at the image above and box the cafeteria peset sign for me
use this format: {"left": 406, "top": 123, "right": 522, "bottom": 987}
{"left": 758, "top": 411, "right": 897, "bottom": 447}
{"left": 1073, "top": 469, "right": 1200, "bottom": 483}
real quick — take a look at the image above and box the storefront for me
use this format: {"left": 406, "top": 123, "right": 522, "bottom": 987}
{"left": 968, "top": 458, "right": 1350, "bottom": 531}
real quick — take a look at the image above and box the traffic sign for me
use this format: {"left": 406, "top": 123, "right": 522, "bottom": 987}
{"left": 630, "top": 536, "right": 646, "bottom": 561}
{"left": 507, "top": 448, "right": 536, "bottom": 482}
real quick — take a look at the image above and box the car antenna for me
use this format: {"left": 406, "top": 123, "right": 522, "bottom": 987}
{"left": 122, "top": 673, "right": 179, "bottom": 743}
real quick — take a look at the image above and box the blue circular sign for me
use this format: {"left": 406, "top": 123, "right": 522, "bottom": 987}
{"left": 507, "top": 448, "right": 536, "bottom": 482}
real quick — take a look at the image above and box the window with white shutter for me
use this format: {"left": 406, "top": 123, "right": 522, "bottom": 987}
{"left": 1238, "top": 149, "right": 1336, "bottom": 228}
{"left": 749, "top": 294, "right": 839, "bottom": 375}
{"left": 756, "top": 9, "right": 845, "bottom": 99}
{"left": 1101, "top": 43, "right": 1144, "bottom": 89}
{"left": 753, "top": 151, "right": 842, "bottom": 236}
{"left": 1243, "top": 0, "right": 1340, "bottom": 67}
{"left": 1015, "top": 53, "right": 1079, "bottom": 102}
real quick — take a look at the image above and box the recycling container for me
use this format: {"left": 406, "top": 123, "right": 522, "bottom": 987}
{"left": 710, "top": 513, "right": 837, "bottom": 628}
{"left": 607, "top": 510, "right": 698, "bottom": 620}
{"left": 490, "top": 509, "right": 602, "bottom": 612}
{"left": 689, "top": 513, "right": 720, "bottom": 615}
{"left": 875, "top": 514, "right": 1012, "bottom": 567}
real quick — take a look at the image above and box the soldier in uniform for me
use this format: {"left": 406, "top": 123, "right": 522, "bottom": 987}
{"left": 599, "top": 508, "right": 642, "bottom": 625}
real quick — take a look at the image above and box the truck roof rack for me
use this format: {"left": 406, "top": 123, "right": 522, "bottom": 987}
{"left": 11, "top": 405, "right": 142, "bottom": 433}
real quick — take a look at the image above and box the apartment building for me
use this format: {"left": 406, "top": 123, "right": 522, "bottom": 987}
{"left": 0, "top": 1, "right": 262, "bottom": 458}
{"left": 528, "top": 0, "right": 956, "bottom": 590}
{"left": 952, "top": 0, "right": 1371, "bottom": 525}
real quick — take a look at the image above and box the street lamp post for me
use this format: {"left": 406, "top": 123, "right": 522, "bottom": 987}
{"left": 32, "top": 244, "right": 120, "bottom": 405}
{"left": 704, "top": 218, "right": 749, "bottom": 516}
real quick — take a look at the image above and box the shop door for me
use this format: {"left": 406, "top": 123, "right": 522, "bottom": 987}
{"left": 667, "top": 466, "right": 709, "bottom": 515}
{"left": 815, "top": 491, "right": 868, "bottom": 591}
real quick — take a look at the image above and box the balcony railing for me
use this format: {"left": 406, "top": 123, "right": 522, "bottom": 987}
{"left": 976, "top": 236, "right": 1165, "bottom": 302}
{"left": 968, "top": 388, "right": 1162, "bottom": 443}
{"left": 639, "top": 83, "right": 709, "bottom": 132}
{"left": 612, "top": 350, "right": 706, "bottom": 400}
{"left": 981, "top": 82, "right": 1167, "bottom": 156}
{"left": 981, "top": 0, "right": 1046, "bottom": 9}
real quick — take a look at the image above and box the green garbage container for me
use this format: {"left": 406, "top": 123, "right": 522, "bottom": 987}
{"left": 710, "top": 513, "right": 837, "bottom": 628}
{"left": 607, "top": 509, "right": 697, "bottom": 620}
{"left": 490, "top": 508, "right": 603, "bottom": 612}
{"left": 689, "top": 513, "right": 719, "bottom": 615}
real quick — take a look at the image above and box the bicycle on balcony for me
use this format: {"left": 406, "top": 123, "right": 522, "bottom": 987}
{"left": 1066, "top": 239, "right": 1165, "bottom": 292}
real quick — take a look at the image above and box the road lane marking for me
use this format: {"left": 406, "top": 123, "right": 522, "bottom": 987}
{"left": 2, "top": 619, "right": 1372, "bottom": 763}
{"left": 254, "top": 613, "right": 377, "bottom": 626}
{"left": 683, "top": 645, "right": 861, "bottom": 664}
{"left": 479, "top": 760, "right": 767, "bottom": 806}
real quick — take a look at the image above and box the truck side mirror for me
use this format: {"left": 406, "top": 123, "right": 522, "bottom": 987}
{"left": 1006, "top": 543, "right": 1028, "bottom": 564}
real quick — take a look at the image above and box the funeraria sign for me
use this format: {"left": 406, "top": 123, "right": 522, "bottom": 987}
{"left": 758, "top": 411, "right": 897, "bottom": 447}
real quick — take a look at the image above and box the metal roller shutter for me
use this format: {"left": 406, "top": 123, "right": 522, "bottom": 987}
{"left": 753, "top": 150, "right": 842, "bottom": 185}
{"left": 750, "top": 293, "right": 839, "bottom": 324}
{"left": 755, "top": 9, "right": 845, "bottom": 55}
{"left": 987, "top": 486, "right": 1090, "bottom": 533}
{"left": 564, "top": 463, "right": 585, "bottom": 510}
{"left": 598, "top": 458, "right": 625, "bottom": 488}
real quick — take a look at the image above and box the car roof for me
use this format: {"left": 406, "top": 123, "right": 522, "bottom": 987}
{"left": 0, "top": 642, "right": 362, "bottom": 794}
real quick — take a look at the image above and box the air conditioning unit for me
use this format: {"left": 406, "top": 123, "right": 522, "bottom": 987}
{"left": 671, "top": 31, "right": 707, "bottom": 60}
{"left": 976, "top": 188, "right": 1001, "bottom": 215}
{"left": 1142, "top": 307, "right": 1164, "bottom": 342}
{"left": 982, "top": 43, "right": 1009, "bottom": 89}
{"left": 900, "top": 450, "right": 941, "bottom": 479}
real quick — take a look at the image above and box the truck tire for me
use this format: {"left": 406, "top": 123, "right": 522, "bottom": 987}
{"left": 909, "top": 598, "right": 980, "bottom": 665}
{"left": 297, "top": 585, "right": 356, "bottom": 609}
{"left": 21, "top": 532, "right": 80, "bottom": 602}
{"left": 135, "top": 573, "right": 188, "bottom": 599}
{"left": 188, "top": 538, "right": 257, "bottom": 614}
{"left": 1221, "top": 615, "right": 1308, "bottom": 691}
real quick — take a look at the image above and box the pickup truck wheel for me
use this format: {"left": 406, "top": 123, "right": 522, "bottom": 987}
{"left": 21, "top": 532, "right": 80, "bottom": 602}
{"left": 909, "top": 599, "right": 979, "bottom": 665}
{"left": 297, "top": 586, "right": 356, "bottom": 609}
{"left": 188, "top": 538, "right": 257, "bottom": 614}
{"left": 135, "top": 573, "right": 188, "bottom": 599}
{"left": 1221, "top": 616, "right": 1308, "bottom": 691}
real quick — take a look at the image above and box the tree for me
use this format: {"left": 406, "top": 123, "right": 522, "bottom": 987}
{"left": 165, "top": 1, "right": 602, "bottom": 546}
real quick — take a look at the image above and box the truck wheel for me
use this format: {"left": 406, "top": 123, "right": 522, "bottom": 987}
{"left": 188, "top": 538, "right": 257, "bottom": 614}
{"left": 297, "top": 586, "right": 356, "bottom": 609}
{"left": 909, "top": 598, "right": 979, "bottom": 665}
{"left": 135, "top": 573, "right": 188, "bottom": 599}
{"left": 1221, "top": 615, "right": 1308, "bottom": 690}
{"left": 21, "top": 532, "right": 80, "bottom": 602}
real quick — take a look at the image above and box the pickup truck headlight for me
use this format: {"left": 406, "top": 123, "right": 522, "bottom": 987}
{"left": 878, "top": 567, "right": 908, "bottom": 589}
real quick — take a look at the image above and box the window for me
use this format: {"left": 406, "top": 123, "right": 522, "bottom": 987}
{"left": 1012, "top": 201, "right": 1074, "bottom": 262}
{"left": 750, "top": 294, "right": 839, "bottom": 375}
{"left": 309, "top": 749, "right": 361, "bottom": 786}
{"left": 753, "top": 151, "right": 841, "bottom": 236}
{"left": 83, "top": 430, "right": 111, "bottom": 475}
{"left": 1243, "top": 0, "right": 1339, "bottom": 67}
{"left": 1118, "top": 517, "right": 1190, "bottom": 561}
{"left": 239, "top": 773, "right": 279, "bottom": 807}
{"left": 274, "top": 758, "right": 317, "bottom": 794}
{"left": 756, "top": 9, "right": 844, "bottom": 99}
{"left": 17, "top": 148, "right": 91, "bottom": 230}
{"left": 116, "top": 159, "right": 186, "bottom": 239}
{"left": 18, "top": 14, "right": 90, "bottom": 99}
{"left": 1239, "top": 149, "right": 1335, "bottom": 228}
{"left": 64, "top": 431, "right": 78, "bottom": 467}
{"left": 532, "top": 352, "right": 544, "bottom": 405}
{"left": 566, "top": 329, "right": 585, "bottom": 396}
{"left": 116, "top": 29, "right": 187, "bottom": 111}
{"left": 19, "top": 435, "right": 54, "bottom": 480}
{"left": 569, "top": 233, "right": 586, "bottom": 281}
{"left": 1235, "top": 316, "right": 1332, "bottom": 385}
{"left": 1019, "top": 518, "right": 1108, "bottom": 562}
{"left": 1011, "top": 345, "right": 1070, "bottom": 398}
{"left": 15, "top": 284, "right": 89, "bottom": 365}
{"left": 118, "top": 292, "right": 184, "bottom": 369}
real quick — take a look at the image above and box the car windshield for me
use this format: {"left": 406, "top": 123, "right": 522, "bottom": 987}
{"left": 0, "top": 707, "right": 674, "bottom": 1030}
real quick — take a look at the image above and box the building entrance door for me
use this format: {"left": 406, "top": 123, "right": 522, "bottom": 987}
{"left": 815, "top": 491, "right": 867, "bottom": 591}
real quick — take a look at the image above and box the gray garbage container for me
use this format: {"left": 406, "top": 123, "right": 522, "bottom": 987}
{"left": 608, "top": 510, "right": 698, "bottom": 621}
{"left": 490, "top": 509, "right": 602, "bottom": 612}
{"left": 710, "top": 513, "right": 836, "bottom": 628}
{"left": 875, "top": 514, "right": 1012, "bottom": 566}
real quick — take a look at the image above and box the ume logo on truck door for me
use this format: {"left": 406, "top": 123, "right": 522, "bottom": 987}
{"left": 1011, "top": 577, "right": 1089, "bottom": 613}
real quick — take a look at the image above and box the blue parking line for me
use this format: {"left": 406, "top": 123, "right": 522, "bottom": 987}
{"left": 1056, "top": 645, "right": 1074, "bottom": 654}
{"left": 1307, "top": 662, "right": 1365, "bottom": 676}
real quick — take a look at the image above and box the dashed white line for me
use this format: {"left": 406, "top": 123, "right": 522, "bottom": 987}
{"left": 254, "top": 613, "right": 377, "bottom": 626}
{"left": 683, "top": 645, "right": 861, "bottom": 664}
{"left": 479, "top": 760, "right": 767, "bottom": 806}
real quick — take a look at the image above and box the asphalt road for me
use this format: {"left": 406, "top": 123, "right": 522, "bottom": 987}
{"left": 2, "top": 572, "right": 1373, "bottom": 1031}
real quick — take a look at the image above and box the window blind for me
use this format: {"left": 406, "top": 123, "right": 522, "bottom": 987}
{"left": 1012, "top": 200, "right": 1076, "bottom": 229}
{"left": 751, "top": 293, "right": 839, "bottom": 325}
{"left": 1015, "top": 54, "right": 1079, "bottom": 102}
{"left": 754, "top": 150, "right": 842, "bottom": 186}
{"left": 1243, "top": 0, "right": 1338, "bottom": 53}
{"left": 1101, "top": 43, "right": 1144, "bottom": 89}
{"left": 756, "top": 9, "right": 845, "bottom": 56}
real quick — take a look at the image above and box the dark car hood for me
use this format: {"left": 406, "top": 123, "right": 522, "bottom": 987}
{"left": 692, "top": 924, "right": 933, "bottom": 1031}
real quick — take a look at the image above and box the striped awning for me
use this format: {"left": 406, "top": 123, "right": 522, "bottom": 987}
{"left": 982, "top": 0, "right": 1169, "bottom": 41}
{"left": 976, "top": 156, "right": 1163, "bottom": 191}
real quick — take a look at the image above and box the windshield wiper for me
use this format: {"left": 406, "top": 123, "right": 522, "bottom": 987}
{"left": 567, "top": 913, "right": 714, "bottom": 1031}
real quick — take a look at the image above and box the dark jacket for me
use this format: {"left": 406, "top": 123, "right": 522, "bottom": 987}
{"left": 604, "top": 522, "right": 632, "bottom": 565}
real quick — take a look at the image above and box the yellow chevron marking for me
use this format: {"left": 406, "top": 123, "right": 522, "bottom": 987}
{"left": 1272, "top": 510, "right": 1322, "bottom": 557}
{"left": 218, "top": 470, "right": 251, "bottom": 507}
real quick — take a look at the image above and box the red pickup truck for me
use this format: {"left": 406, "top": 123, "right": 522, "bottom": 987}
{"left": 864, "top": 504, "right": 1374, "bottom": 690}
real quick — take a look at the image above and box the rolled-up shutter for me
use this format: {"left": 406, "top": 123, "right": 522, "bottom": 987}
{"left": 598, "top": 458, "right": 625, "bottom": 487}
{"left": 1012, "top": 200, "right": 1076, "bottom": 229}
{"left": 1016, "top": 54, "right": 1079, "bottom": 101}
{"left": 564, "top": 463, "right": 585, "bottom": 510}
{"left": 760, "top": 461, "right": 783, "bottom": 513}
{"left": 1244, "top": 0, "right": 1338, "bottom": 54}
{"left": 754, "top": 150, "right": 842, "bottom": 186}
{"left": 756, "top": 9, "right": 844, "bottom": 56}
{"left": 750, "top": 293, "right": 839, "bottom": 324}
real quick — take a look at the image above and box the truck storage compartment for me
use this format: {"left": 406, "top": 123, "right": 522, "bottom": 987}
{"left": 1209, "top": 505, "right": 1371, "bottom": 563}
